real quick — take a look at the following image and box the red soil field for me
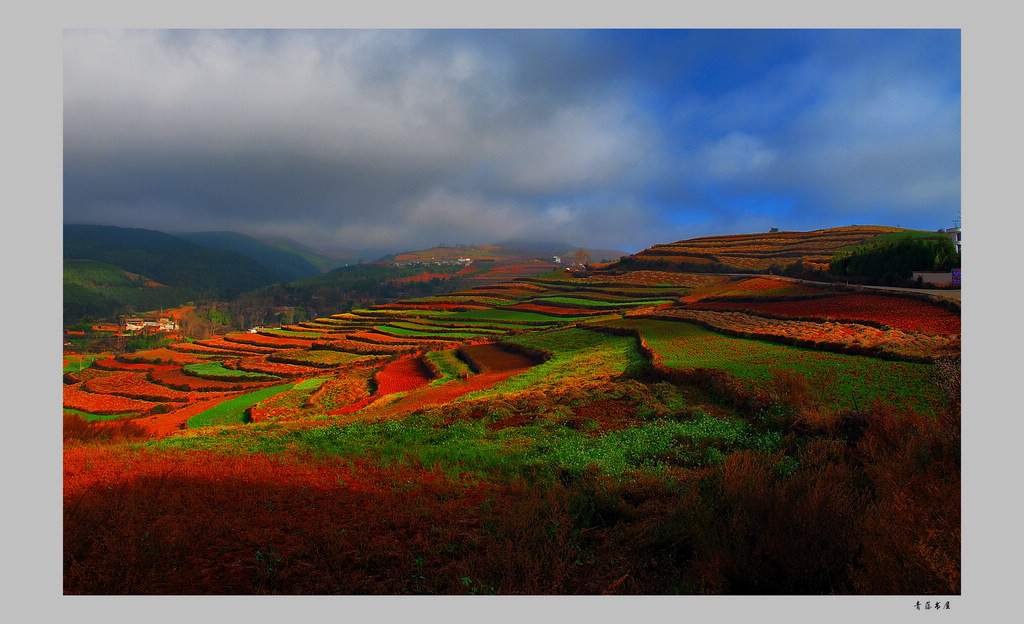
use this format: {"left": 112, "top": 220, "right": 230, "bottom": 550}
{"left": 459, "top": 343, "right": 537, "bottom": 372}
{"left": 688, "top": 293, "right": 960, "bottom": 336}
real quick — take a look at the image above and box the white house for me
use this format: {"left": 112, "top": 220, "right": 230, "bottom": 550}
{"left": 945, "top": 226, "right": 961, "bottom": 254}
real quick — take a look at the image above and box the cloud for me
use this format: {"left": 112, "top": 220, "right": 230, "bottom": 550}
{"left": 63, "top": 29, "right": 960, "bottom": 252}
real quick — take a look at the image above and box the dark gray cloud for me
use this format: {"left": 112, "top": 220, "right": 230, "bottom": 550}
{"left": 63, "top": 29, "right": 960, "bottom": 253}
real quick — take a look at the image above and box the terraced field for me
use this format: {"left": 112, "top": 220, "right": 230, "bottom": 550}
{"left": 64, "top": 236, "right": 961, "bottom": 596}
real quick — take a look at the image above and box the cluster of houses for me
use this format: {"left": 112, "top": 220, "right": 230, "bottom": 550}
{"left": 121, "top": 316, "right": 179, "bottom": 333}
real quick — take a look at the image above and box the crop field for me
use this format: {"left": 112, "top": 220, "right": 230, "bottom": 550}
{"left": 599, "top": 317, "right": 944, "bottom": 414}
{"left": 64, "top": 233, "right": 960, "bottom": 596}
{"left": 688, "top": 292, "right": 960, "bottom": 335}
{"left": 643, "top": 308, "right": 961, "bottom": 361}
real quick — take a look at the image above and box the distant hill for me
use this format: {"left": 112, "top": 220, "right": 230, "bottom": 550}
{"left": 178, "top": 231, "right": 321, "bottom": 282}
{"left": 63, "top": 224, "right": 284, "bottom": 300}
{"left": 610, "top": 225, "right": 917, "bottom": 274}
{"left": 382, "top": 243, "right": 627, "bottom": 265}
{"left": 63, "top": 258, "right": 195, "bottom": 323}
{"left": 258, "top": 236, "right": 400, "bottom": 270}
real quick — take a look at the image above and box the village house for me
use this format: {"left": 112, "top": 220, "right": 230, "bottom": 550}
{"left": 121, "top": 316, "right": 179, "bottom": 333}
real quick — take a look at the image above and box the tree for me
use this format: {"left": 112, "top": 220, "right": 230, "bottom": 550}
{"left": 573, "top": 248, "right": 590, "bottom": 268}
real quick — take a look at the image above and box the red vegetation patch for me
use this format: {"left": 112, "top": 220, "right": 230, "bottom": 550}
{"left": 168, "top": 342, "right": 245, "bottom": 356}
{"left": 375, "top": 356, "right": 434, "bottom": 395}
{"left": 82, "top": 372, "right": 191, "bottom": 403}
{"left": 193, "top": 337, "right": 276, "bottom": 354}
{"left": 224, "top": 333, "right": 315, "bottom": 349}
{"left": 688, "top": 293, "right": 960, "bottom": 335}
{"left": 91, "top": 357, "right": 178, "bottom": 372}
{"left": 119, "top": 347, "right": 209, "bottom": 366}
{"left": 505, "top": 303, "right": 605, "bottom": 316}
{"left": 309, "top": 370, "right": 375, "bottom": 414}
{"left": 646, "top": 308, "right": 961, "bottom": 360}
{"left": 388, "top": 368, "right": 527, "bottom": 414}
{"left": 63, "top": 446, "right": 503, "bottom": 594}
{"left": 313, "top": 339, "right": 419, "bottom": 356}
{"left": 394, "top": 271, "right": 456, "bottom": 283}
{"left": 377, "top": 302, "right": 491, "bottom": 311}
{"left": 328, "top": 356, "right": 433, "bottom": 415}
{"left": 63, "top": 412, "right": 150, "bottom": 442}
{"left": 585, "top": 271, "right": 730, "bottom": 289}
{"left": 63, "top": 383, "right": 162, "bottom": 415}
{"left": 347, "top": 330, "right": 427, "bottom": 344}
{"left": 148, "top": 368, "right": 272, "bottom": 393}
{"left": 236, "top": 355, "right": 322, "bottom": 377}
{"left": 130, "top": 394, "right": 239, "bottom": 437}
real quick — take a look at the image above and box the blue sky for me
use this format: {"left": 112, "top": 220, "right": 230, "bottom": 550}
{"left": 62, "top": 29, "right": 961, "bottom": 253}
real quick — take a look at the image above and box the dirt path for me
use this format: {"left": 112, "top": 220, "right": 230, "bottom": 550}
{"left": 133, "top": 394, "right": 237, "bottom": 437}
{"left": 379, "top": 367, "right": 529, "bottom": 414}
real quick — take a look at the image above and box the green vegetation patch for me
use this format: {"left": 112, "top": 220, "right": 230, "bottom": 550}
{"left": 273, "top": 349, "right": 373, "bottom": 367}
{"left": 63, "top": 408, "right": 141, "bottom": 422}
{"left": 260, "top": 328, "right": 324, "bottom": 339}
{"left": 170, "top": 405, "right": 779, "bottom": 479}
{"left": 63, "top": 354, "right": 103, "bottom": 374}
{"left": 534, "top": 296, "right": 673, "bottom": 308}
{"left": 187, "top": 383, "right": 296, "bottom": 429}
{"left": 447, "top": 309, "right": 582, "bottom": 324}
{"left": 183, "top": 361, "right": 281, "bottom": 381}
{"left": 294, "top": 376, "right": 331, "bottom": 391}
{"left": 375, "top": 325, "right": 490, "bottom": 339}
{"left": 425, "top": 349, "right": 474, "bottom": 387}
{"left": 603, "top": 318, "right": 943, "bottom": 414}
{"left": 463, "top": 328, "right": 647, "bottom": 399}
{"left": 386, "top": 321, "right": 506, "bottom": 335}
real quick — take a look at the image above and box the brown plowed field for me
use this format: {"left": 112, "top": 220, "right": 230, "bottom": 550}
{"left": 459, "top": 343, "right": 538, "bottom": 372}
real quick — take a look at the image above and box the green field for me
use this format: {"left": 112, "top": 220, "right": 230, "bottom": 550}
{"left": 533, "top": 296, "right": 673, "bottom": 308}
{"left": 183, "top": 361, "right": 281, "bottom": 381}
{"left": 601, "top": 318, "right": 943, "bottom": 413}
{"left": 187, "top": 383, "right": 296, "bottom": 428}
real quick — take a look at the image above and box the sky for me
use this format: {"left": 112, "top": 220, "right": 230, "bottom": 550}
{"left": 62, "top": 29, "right": 961, "bottom": 254}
